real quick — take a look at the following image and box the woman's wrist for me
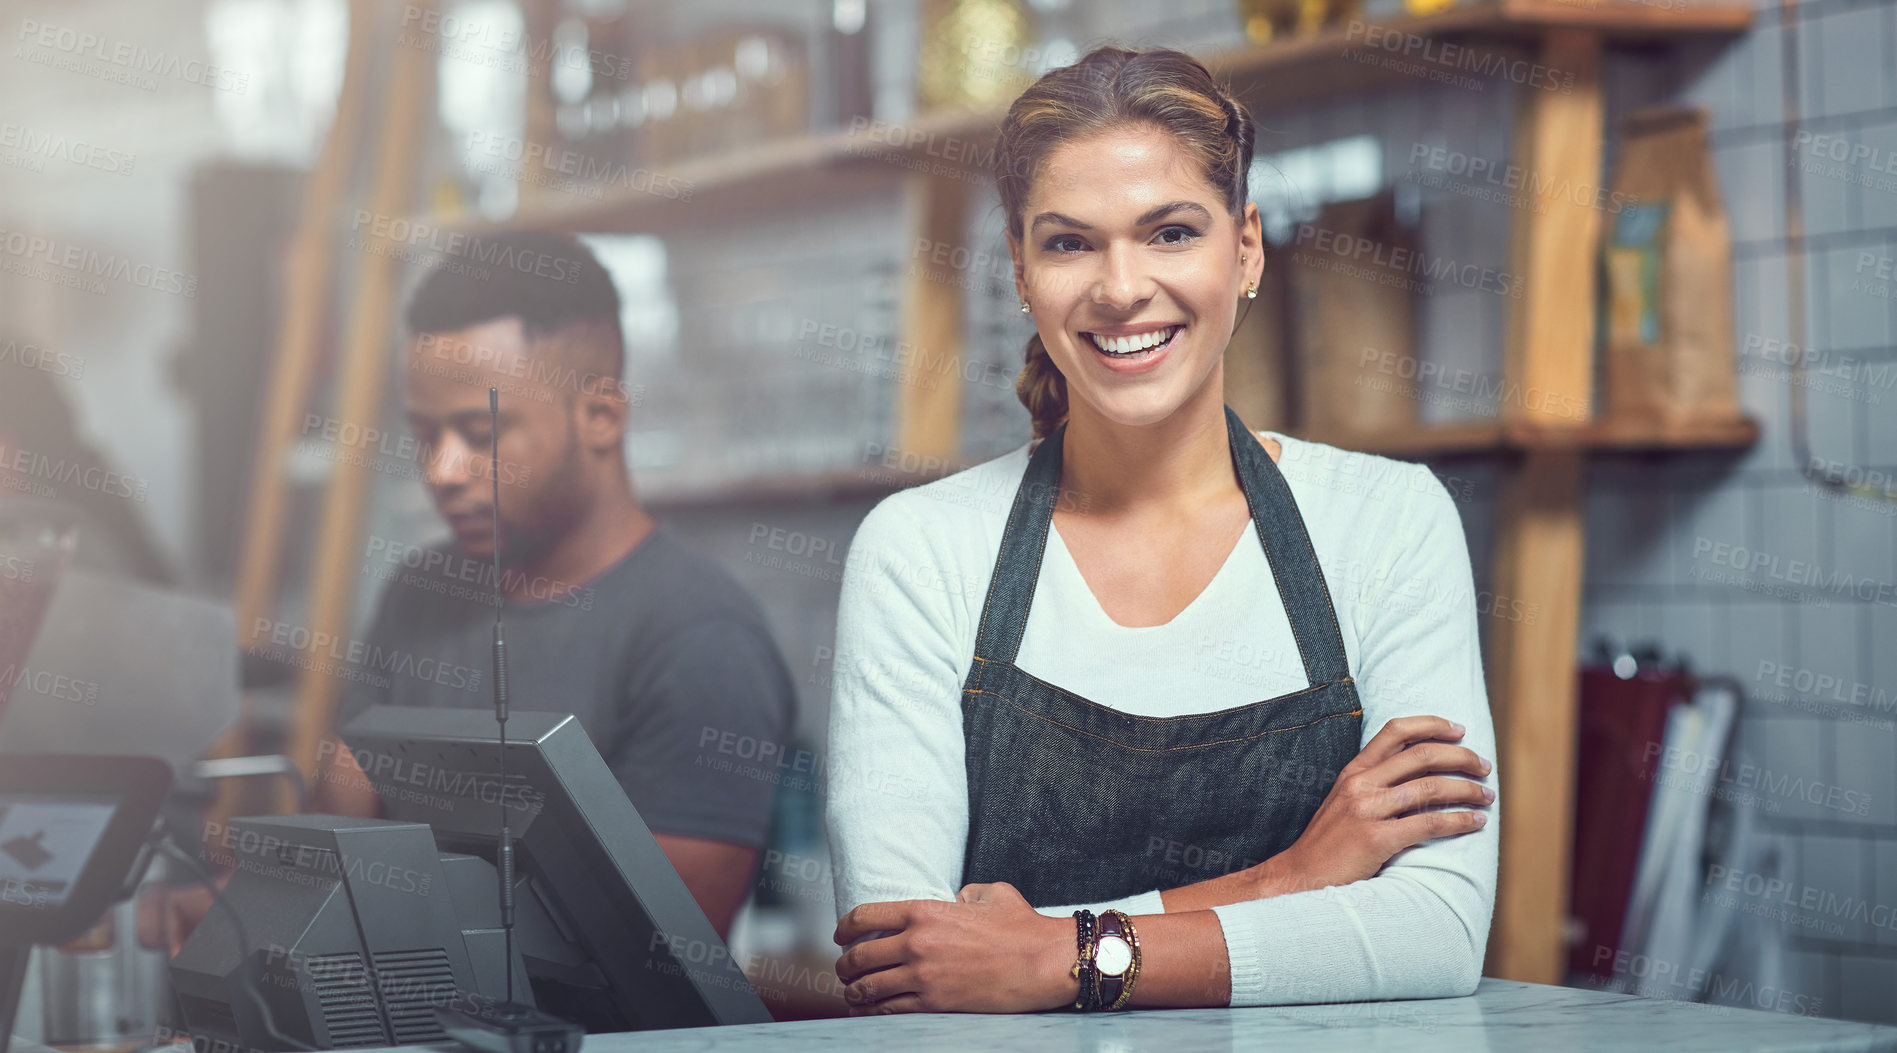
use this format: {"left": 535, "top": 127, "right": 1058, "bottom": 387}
{"left": 1248, "top": 849, "right": 1302, "bottom": 899}
{"left": 1160, "top": 855, "right": 1297, "bottom": 913}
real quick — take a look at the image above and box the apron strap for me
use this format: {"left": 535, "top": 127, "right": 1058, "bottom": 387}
{"left": 1221, "top": 405, "right": 1352, "bottom": 687}
{"left": 968, "top": 423, "right": 1068, "bottom": 668}
{"left": 970, "top": 407, "right": 1352, "bottom": 689}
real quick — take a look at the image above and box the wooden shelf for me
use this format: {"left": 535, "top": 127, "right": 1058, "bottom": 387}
{"left": 1296, "top": 420, "right": 1510, "bottom": 457}
{"left": 1222, "top": 0, "right": 1756, "bottom": 67}
{"left": 1506, "top": 413, "right": 1761, "bottom": 452}
{"left": 415, "top": 0, "right": 1751, "bottom": 237}
{"left": 641, "top": 461, "right": 969, "bottom": 509}
{"left": 641, "top": 414, "right": 1759, "bottom": 507}
{"left": 1294, "top": 413, "right": 1760, "bottom": 458}
{"left": 430, "top": 117, "right": 972, "bottom": 235}
{"left": 1213, "top": 0, "right": 1753, "bottom": 105}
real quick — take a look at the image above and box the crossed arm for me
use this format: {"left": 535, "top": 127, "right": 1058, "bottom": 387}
{"left": 829, "top": 715, "right": 1493, "bottom": 1013}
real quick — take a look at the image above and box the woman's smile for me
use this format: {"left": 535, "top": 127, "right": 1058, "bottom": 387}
{"left": 1079, "top": 323, "right": 1185, "bottom": 373}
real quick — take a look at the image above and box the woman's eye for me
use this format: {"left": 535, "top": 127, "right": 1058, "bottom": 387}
{"left": 1045, "top": 235, "right": 1086, "bottom": 253}
{"left": 1153, "top": 225, "right": 1201, "bottom": 246}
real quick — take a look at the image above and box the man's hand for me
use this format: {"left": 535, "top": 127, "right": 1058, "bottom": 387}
{"left": 833, "top": 882, "right": 1074, "bottom": 1014}
{"left": 310, "top": 737, "right": 384, "bottom": 818}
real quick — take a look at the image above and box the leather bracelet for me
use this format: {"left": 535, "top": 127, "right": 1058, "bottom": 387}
{"left": 1069, "top": 910, "right": 1098, "bottom": 1011}
{"left": 1095, "top": 909, "right": 1142, "bottom": 1011}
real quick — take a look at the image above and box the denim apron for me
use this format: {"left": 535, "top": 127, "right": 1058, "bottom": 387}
{"left": 960, "top": 406, "right": 1364, "bottom": 906}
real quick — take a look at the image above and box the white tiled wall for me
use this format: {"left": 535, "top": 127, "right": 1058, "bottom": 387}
{"left": 1570, "top": 0, "right": 1897, "bottom": 1023}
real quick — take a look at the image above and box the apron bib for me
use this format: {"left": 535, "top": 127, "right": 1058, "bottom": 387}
{"left": 960, "top": 406, "right": 1363, "bottom": 906}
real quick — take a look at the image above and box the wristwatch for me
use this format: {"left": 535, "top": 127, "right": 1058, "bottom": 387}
{"left": 1094, "top": 910, "right": 1141, "bottom": 1010}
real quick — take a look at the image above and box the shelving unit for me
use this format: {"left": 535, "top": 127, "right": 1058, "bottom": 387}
{"left": 1300, "top": 413, "right": 1761, "bottom": 459}
{"left": 424, "top": 0, "right": 1756, "bottom": 239}
{"left": 248, "top": 0, "right": 1762, "bottom": 992}
{"left": 419, "top": 0, "right": 1760, "bottom": 485}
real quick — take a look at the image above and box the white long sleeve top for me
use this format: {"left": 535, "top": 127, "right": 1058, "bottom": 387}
{"left": 824, "top": 431, "right": 1499, "bottom": 1005}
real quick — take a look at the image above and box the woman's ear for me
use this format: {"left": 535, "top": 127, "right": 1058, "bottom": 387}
{"left": 1007, "top": 232, "right": 1028, "bottom": 307}
{"left": 1239, "top": 202, "right": 1263, "bottom": 290}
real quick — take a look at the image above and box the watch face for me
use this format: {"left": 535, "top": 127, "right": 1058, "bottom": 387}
{"left": 1096, "top": 934, "right": 1133, "bottom": 977}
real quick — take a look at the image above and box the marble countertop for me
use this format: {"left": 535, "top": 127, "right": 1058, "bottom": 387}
{"left": 559, "top": 978, "right": 1897, "bottom": 1053}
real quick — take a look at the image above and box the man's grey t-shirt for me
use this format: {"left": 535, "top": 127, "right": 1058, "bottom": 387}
{"left": 339, "top": 526, "right": 796, "bottom": 848}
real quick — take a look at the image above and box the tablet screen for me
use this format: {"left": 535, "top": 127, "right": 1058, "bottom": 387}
{"left": 0, "top": 793, "right": 118, "bottom": 911}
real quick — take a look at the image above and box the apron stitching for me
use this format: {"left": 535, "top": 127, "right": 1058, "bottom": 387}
{"left": 978, "top": 662, "right": 1353, "bottom": 721}
{"left": 965, "top": 688, "right": 1362, "bottom": 752}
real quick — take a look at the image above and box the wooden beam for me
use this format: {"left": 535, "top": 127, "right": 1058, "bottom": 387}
{"left": 232, "top": 0, "right": 376, "bottom": 646}
{"left": 517, "top": 0, "right": 560, "bottom": 212}
{"left": 210, "top": 0, "right": 380, "bottom": 834}
{"left": 1487, "top": 447, "right": 1589, "bottom": 983}
{"left": 1485, "top": 27, "right": 1604, "bottom": 985}
{"left": 892, "top": 174, "right": 971, "bottom": 463}
{"left": 280, "top": 1, "right": 436, "bottom": 801}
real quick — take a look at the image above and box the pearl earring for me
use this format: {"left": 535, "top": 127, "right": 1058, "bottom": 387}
{"left": 1020, "top": 301, "right": 1030, "bottom": 313}
{"left": 1246, "top": 285, "right": 1258, "bottom": 299}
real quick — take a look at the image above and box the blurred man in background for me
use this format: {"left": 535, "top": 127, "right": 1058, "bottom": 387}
{"left": 317, "top": 233, "right": 795, "bottom": 938}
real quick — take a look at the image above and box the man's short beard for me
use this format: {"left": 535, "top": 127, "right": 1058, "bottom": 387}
{"left": 469, "top": 410, "right": 590, "bottom": 573}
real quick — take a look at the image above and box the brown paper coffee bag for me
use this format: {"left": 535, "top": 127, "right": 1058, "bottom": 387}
{"left": 1602, "top": 106, "right": 1741, "bottom": 426}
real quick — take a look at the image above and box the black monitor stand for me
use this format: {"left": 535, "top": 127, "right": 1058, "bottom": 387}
{"left": 167, "top": 707, "right": 770, "bottom": 1053}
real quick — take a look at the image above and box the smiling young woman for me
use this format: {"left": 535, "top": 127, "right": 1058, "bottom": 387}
{"left": 824, "top": 46, "right": 1498, "bottom": 1014}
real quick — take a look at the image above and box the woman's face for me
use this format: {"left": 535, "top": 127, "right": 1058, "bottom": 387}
{"left": 1011, "top": 122, "right": 1262, "bottom": 431}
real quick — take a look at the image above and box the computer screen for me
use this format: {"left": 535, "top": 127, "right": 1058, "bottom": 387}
{"left": 0, "top": 756, "right": 170, "bottom": 945}
{"left": 0, "top": 568, "right": 240, "bottom": 772}
{"left": 0, "top": 794, "right": 120, "bottom": 910}
{"left": 338, "top": 706, "right": 771, "bottom": 1032}
{"left": 0, "top": 756, "right": 170, "bottom": 1053}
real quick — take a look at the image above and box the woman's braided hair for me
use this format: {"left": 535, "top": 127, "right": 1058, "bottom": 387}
{"left": 996, "top": 47, "right": 1256, "bottom": 439}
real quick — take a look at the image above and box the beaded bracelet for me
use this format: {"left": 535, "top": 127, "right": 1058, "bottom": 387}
{"left": 1070, "top": 910, "right": 1098, "bottom": 1011}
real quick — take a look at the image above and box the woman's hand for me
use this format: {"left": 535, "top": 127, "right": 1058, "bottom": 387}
{"left": 833, "top": 882, "right": 1075, "bottom": 1014}
{"left": 1269, "top": 715, "right": 1492, "bottom": 894}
